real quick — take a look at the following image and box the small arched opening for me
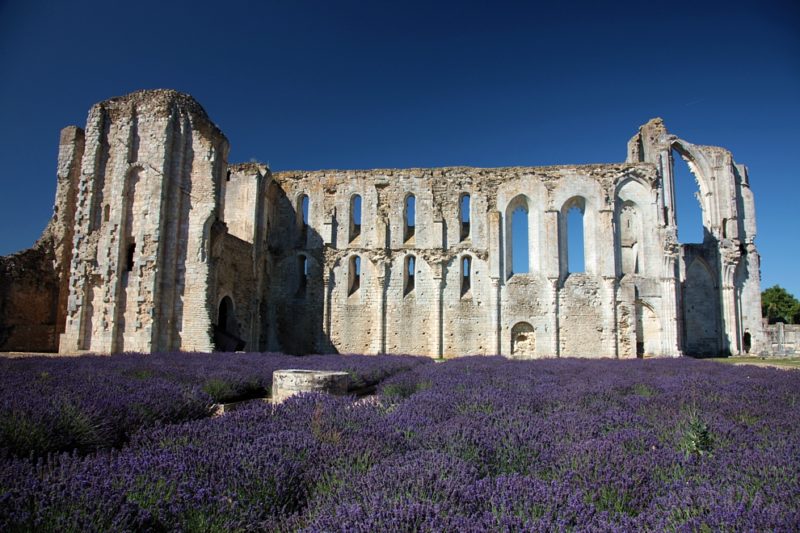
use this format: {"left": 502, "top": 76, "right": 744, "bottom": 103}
{"left": 404, "top": 255, "right": 416, "bottom": 296}
{"left": 511, "top": 322, "right": 535, "bottom": 357}
{"left": 461, "top": 255, "right": 471, "bottom": 296}
{"left": 348, "top": 255, "right": 361, "bottom": 295}
{"left": 743, "top": 331, "right": 752, "bottom": 354}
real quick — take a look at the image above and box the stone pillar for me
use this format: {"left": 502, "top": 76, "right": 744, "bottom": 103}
{"left": 430, "top": 262, "right": 444, "bottom": 357}
{"left": 547, "top": 277, "right": 560, "bottom": 357}
{"left": 321, "top": 265, "right": 333, "bottom": 351}
{"left": 489, "top": 278, "right": 501, "bottom": 355}
{"left": 376, "top": 261, "right": 388, "bottom": 354}
{"left": 661, "top": 255, "right": 682, "bottom": 356}
{"left": 597, "top": 209, "right": 616, "bottom": 277}
{"left": 487, "top": 211, "right": 503, "bottom": 355}
{"left": 720, "top": 260, "right": 739, "bottom": 355}
{"left": 601, "top": 276, "right": 619, "bottom": 358}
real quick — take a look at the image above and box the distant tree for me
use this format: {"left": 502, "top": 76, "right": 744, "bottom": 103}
{"left": 762, "top": 285, "right": 800, "bottom": 324}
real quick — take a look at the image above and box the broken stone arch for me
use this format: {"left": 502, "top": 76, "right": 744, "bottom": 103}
{"left": 670, "top": 139, "right": 718, "bottom": 239}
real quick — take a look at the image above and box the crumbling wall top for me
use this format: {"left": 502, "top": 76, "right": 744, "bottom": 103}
{"left": 92, "top": 89, "right": 227, "bottom": 141}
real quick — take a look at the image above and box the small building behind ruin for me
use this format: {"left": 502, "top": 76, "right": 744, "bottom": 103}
{"left": 0, "top": 89, "right": 764, "bottom": 358}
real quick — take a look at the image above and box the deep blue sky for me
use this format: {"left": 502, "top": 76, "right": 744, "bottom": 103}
{"left": 1, "top": 0, "right": 798, "bottom": 295}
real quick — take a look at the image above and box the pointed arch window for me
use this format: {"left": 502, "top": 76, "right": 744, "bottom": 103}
{"left": 404, "top": 255, "right": 416, "bottom": 296}
{"left": 404, "top": 194, "right": 416, "bottom": 242}
{"left": 460, "top": 194, "right": 471, "bottom": 241}
{"left": 350, "top": 194, "right": 362, "bottom": 242}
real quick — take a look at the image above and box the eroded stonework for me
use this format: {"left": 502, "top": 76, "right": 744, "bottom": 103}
{"left": 0, "top": 90, "right": 764, "bottom": 357}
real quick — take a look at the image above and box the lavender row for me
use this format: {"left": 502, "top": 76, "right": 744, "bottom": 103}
{"left": 0, "top": 352, "right": 430, "bottom": 458}
{"left": 2, "top": 357, "right": 798, "bottom": 530}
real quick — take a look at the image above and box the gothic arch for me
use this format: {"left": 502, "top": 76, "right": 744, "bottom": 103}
{"left": 670, "top": 139, "right": 718, "bottom": 241}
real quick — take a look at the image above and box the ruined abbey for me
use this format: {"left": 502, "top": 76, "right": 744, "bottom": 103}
{"left": 0, "top": 89, "right": 764, "bottom": 358}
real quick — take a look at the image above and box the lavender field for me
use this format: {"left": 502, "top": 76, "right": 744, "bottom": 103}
{"left": 1, "top": 356, "right": 798, "bottom": 531}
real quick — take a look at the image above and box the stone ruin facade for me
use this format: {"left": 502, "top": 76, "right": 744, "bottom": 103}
{"left": 0, "top": 89, "right": 765, "bottom": 358}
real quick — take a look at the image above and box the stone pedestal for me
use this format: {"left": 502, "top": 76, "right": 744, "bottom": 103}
{"left": 272, "top": 369, "right": 350, "bottom": 403}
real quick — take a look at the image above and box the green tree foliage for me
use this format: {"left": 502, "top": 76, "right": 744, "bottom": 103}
{"left": 762, "top": 285, "right": 800, "bottom": 324}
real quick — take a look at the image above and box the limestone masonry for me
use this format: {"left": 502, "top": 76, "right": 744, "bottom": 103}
{"left": 0, "top": 90, "right": 764, "bottom": 357}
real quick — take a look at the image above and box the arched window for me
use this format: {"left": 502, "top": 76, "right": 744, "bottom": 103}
{"left": 460, "top": 194, "right": 471, "bottom": 241}
{"left": 297, "top": 194, "right": 309, "bottom": 239}
{"left": 404, "top": 194, "right": 416, "bottom": 242}
{"left": 297, "top": 255, "right": 308, "bottom": 297}
{"left": 404, "top": 255, "right": 416, "bottom": 296}
{"left": 564, "top": 199, "right": 585, "bottom": 274}
{"left": 510, "top": 204, "right": 529, "bottom": 275}
{"left": 672, "top": 148, "right": 705, "bottom": 243}
{"left": 461, "top": 255, "right": 471, "bottom": 296}
{"left": 348, "top": 255, "right": 361, "bottom": 295}
{"left": 350, "top": 194, "right": 362, "bottom": 242}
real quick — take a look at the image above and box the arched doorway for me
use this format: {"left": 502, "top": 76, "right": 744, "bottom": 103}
{"left": 511, "top": 322, "right": 535, "bottom": 358}
{"left": 214, "top": 296, "right": 245, "bottom": 352}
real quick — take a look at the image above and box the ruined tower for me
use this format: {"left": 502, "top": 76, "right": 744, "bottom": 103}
{"left": 57, "top": 90, "right": 230, "bottom": 353}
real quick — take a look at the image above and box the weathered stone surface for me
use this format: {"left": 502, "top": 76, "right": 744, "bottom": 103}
{"left": 0, "top": 92, "right": 767, "bottom": 358}
{"left": 272, "top": 369, "right": 350, "bottom": 402}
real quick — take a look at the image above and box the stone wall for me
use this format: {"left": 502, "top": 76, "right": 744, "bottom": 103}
{"left": 0, "top": 91, "right": 767, "bottom": 358}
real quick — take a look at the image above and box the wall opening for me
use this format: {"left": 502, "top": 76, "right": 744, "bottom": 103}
{"left": 214, "top": 296, "right": 244, "bottom": 351}
{"left": 510, "top": 205, "right": 529, "bottom": 276}
{"left": 404, "top": 255, "right": 416, "bottom": 296}
{"left": 566, "top": 203, "right": 585, "bottom": 274}
{"left": 743, "top": 331, "right": 752, "bottom": 353}
{"left": 348, "top": 255, "right": 361, "bottom": 295}
{"left": 404, "top": 194, "right": 416, "bottom": 242}
{"left": 350, "top": 194, "right": 362, "bottom": 242}
{"left": 461, "top": 255, "right": 471, "bottom": 296}
{"left": 635, "top": 300, "right": 660, "bottom": 358}
{"left": 297, "top": 255, "right": 308, "bottom": 297}
{"left": 460, "top": 194, "right": 471, "bottom": 241}
{"left": 125, "top": 242, "right": 136, "bottom": 272}
{"left": 511, "top": 322, "right": 535, "bottom": 357}
{"left": 672, "top": 149, "right": 705, "bottom": 244}
{"left": 297, "top": 193, "right": 309, "bottom": 241}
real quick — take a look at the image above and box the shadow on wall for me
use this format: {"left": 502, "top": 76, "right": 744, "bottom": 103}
{"left": 215, "top": 182, "right": 331, "bottom": 355}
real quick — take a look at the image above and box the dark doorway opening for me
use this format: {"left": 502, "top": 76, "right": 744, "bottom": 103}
{"left": 214, "top": 296, "right": 245, "bottom": 351}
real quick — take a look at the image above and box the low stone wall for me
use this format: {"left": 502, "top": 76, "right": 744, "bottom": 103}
{"left": 764, "top": 323, "right": 800, "bottom": 356}
{"left": 272, "top": 369, "right": 350, "bottom": 402}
